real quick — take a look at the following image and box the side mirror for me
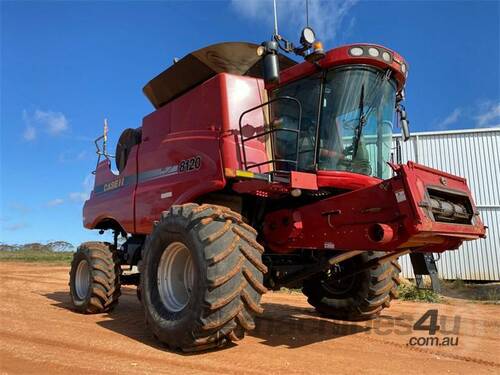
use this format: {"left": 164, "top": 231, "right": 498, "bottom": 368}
{"left": 259, "top": 41, "right": 280, "bottom": 84}
{"left": 401, "top": 118, "right": 410, "bottom": 141}
{"left": 396, "top": 102, "right": 410, "bottom": 142}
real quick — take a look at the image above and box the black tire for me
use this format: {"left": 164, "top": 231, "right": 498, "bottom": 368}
{"left": 136, "top": 285, "right": 142, "bottom": 302}
{"left": 141, "top": 203, "right": 267, "bottom": 352}
{"left": 115, "top": 128, "right": 141, "bottom": 173}
{"left": 69, "top": 242, "right": 121, "bottom": 313}
{"left": 302, "top": 251, "right": 398, "bottom": 321}
{"left": 389, "top": 258, "right": 402, "bottom": 300}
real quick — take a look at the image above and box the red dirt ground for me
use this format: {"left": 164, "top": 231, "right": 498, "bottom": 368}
{"left": 0, "top": 263, "right": 499, "bottom": 374}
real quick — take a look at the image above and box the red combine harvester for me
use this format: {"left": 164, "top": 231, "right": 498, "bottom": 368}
{"left": 69, "top": 26, "right": 486, "bottom": 351}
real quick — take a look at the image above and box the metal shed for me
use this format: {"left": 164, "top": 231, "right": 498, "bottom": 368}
{"left": 393, "top": 127, "right": 500, "bottom": 281}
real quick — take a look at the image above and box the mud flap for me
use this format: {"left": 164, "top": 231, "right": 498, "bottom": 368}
{"left": 410, "top": 253, "right": 441, "bottom": 293}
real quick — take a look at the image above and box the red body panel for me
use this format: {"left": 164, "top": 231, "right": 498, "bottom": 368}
{"left": 263, "top": 162, "right": 485, "bottom": 253}
{"left": 134, "top": 75, "right": 228, "bottom": 233}
{"left": 83, "top": 153, "right": 137, "bottom": 233}
{"left": 317, "top": 170, "right": 381, "bottom": 190}
{"left": 84, "top": 73, "right": 269, "bottom": 233}
{"left": 272, "top": 43, "right": 408, "bottom": 90}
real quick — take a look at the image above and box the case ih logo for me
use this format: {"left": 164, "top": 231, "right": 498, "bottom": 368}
{"left": 95, "top": 156, "right": 203, "bottom": 195}
{"left": 104, "top": 177, "right": 125, "bottom": 192}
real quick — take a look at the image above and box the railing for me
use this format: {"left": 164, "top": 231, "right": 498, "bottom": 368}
{"left": 93, "top": 119, "right": 115, "bottom": 175}
{"left": 238, "top": 96, "right": 302, "bottom": 173}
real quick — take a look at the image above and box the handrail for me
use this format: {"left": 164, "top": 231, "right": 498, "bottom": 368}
{"left": 93, "top": 134, "right": 115, "bottom": 175}
{"left": 238, "top": 96, "right": 302, "bottom": 173}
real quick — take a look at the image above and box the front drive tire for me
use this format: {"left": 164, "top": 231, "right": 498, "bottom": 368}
{"left": 302, "top": 251, "right": 400, "bottom": 321}
{"left": 69, "top": 241, "right": 121, "bottom": 313}
{"left": 141, "top": 204, "right": 267, "bottom": 352}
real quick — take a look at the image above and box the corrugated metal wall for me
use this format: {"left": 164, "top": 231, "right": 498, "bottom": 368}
{"left": 393, "top": 128, "right": 500, "bottom": 281}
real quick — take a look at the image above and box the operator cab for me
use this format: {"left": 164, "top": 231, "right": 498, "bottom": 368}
{"left": 271, "top": 63, "right": 396, "bottom": 179}
{"left": 261, "top": 40, "right": 410, "bottom": 182}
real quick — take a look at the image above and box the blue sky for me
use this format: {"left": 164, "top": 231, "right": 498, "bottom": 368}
{"left": 1, "top": 0, "right": 499, "bottom": 245}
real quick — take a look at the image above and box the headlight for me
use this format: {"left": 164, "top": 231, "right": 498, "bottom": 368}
{"left": 368, "top": 47, "right": 379, "bottom": 57}
{"left": 349, "top": 47, "right": 364, "bottom": 56}
{"left": 382, "top": 51, "right": 391, "bottom": 62}
{"left": 301, "top": 27, "right": 316, "bottom": 45}
{"left": 401, "top": 63, "right": 407, "bottom": 73}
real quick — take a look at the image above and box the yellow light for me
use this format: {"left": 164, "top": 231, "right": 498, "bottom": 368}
{"left": 235, "top": 170, "right": 255, "bottom": 178}
{"left": 224, "top": 168, "right": 236, "bottom": 177}
{"left": 313, "top": 41, "right": 324, "bottom": 52}
{"left": 306, "top": 41, "right": 326, "bottom": 62}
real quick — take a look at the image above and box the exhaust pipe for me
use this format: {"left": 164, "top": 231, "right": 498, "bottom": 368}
{"left": 368, "top": 223, "right": 395, "bottom": 244}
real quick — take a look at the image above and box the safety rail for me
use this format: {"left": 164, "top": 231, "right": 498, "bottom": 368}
{"left": 92, "top": 119, "right": 115, "bottom": 175}
{"left": 238, "top": 96, "right": 302, "bottom": 173}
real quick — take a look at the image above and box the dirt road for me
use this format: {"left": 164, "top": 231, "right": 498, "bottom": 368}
{"left": 0, "top": 263, "right": 499, "bottom": 374}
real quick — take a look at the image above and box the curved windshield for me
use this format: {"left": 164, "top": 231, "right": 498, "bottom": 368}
{"left": 318, "top": 66, "right": 396, "bottom": 178}
{"left": 270, "top": 65, "right": 397, "bottom": 178}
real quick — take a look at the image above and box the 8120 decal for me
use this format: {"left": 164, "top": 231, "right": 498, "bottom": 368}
{"left": 179, "top": 156, "right": 201, "bottom": 172}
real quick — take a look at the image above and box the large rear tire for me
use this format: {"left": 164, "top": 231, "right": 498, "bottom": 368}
{"left": 69, "top": 242, "right": 121, "bottom": 313}
{"left": 302, "top": 251, "right": 400, "bottom": 321}
{"left": 141, "top": 203, "right": 267, "bottom": 352}
{"left": 389, "top": 258, "right": 402, "bottom": 300}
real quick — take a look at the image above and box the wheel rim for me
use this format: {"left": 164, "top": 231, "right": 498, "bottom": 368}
{"left": 157, "top": 242, "right": 194, "bottom": 312}
{"left": 322, "top": 263, "right": 357, "bottom": 296}
{"left": 75, "top": 259, "right": 90, "bottom": 300}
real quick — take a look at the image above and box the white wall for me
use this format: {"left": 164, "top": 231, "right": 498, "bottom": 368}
{"left": 393, "top": 128, "right": 500, "bottom": 281}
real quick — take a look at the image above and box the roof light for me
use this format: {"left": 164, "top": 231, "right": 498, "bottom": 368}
{"left": 368, "top": 47, "right": 379, "bottom": 57}
{"left": 306, "top": 41, "right": 325, "bottom": 62}
{"left": 300, "top": 27, "right": 316, "bottom": 45}
{"left": 382, "top": 51, "right": 391, "bottom": 62}
{"left": 313, "top": 41, "right": 324, "bottom": 53}
{"left": 349, "top": 47, "right": 364, "bottom": 56}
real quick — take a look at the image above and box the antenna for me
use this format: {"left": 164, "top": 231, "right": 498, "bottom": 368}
{"left": 306, "top": 0, "right": 309, "bottom": 27}
{"left": 273, "top": 0, "right": 279, "bottom": 36}
{"left": 103, "top": 118, "right": 108, "bottom": 156}
{"left": 261, "top": 0, "right": 324, "bottom": 72}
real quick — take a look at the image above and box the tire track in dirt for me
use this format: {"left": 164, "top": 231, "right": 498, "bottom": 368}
{"left": 1, "top": 262, "right": 499, "bottom": 375}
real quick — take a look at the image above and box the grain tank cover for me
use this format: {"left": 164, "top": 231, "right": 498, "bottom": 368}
{"left": 143, "top": 42, "right": 297, "bottom": 109}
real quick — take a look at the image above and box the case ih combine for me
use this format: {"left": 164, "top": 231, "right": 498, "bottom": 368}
{"left": 69, "top": 23, "right": 486, "bottom": 351}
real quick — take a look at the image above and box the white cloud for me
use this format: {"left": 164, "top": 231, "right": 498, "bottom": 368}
{"left": 8, "top": 202, "right": 31, "bottom": 214}
{"left": 47, "top": 198, "right": 64, "bottom": 207}
{"left": 23, "top": 125, "right": 36, "bottom": 141}
{"left": 433, "top": 100, "right": 500, "bottom": 130}
{"left": 231, "top": 0, "right": 359, "bottom": 44}
{"left": 231, "top": 0, "right": 264, "bottom": 19}
{"left": 475, "top": 101, "right": 500, "bottom": 128}
{"left": 436, "top": 108, "right": 462, "bottom": 129}
{"left": 77, "top": 150, "right": 88, "bottom": 160}
{"left": 83, "top": 174, "right": 95, "bottom": 193}
{"left": 58, "top": 150, "right": 89, "bottom": 163}
{"left": 69, "top": 192, "right": 89, "bottom": 203}
{"left": 33, "top": 109, "right": 68, "bottom": 134}
{"left": 69, "top": 174, "right": 95, "bottom": 203}
{"left": 22, "top": 109, "right": 69, "bottom": 141}
{"left": 3, "top": 222, "right": 28, "bottom": 231}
